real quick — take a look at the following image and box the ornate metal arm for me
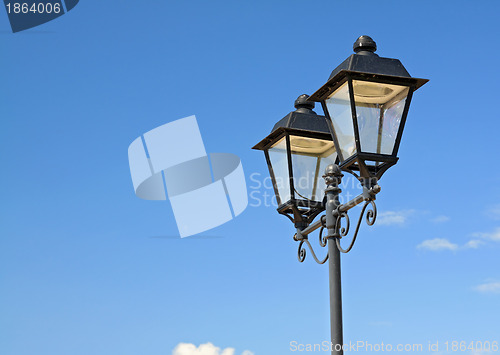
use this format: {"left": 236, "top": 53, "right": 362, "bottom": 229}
{"left": 294, "top": 165, "right": 380, "bottom": 262}
{"left": 335, "top": 200, "right": 377, "bottom": 253}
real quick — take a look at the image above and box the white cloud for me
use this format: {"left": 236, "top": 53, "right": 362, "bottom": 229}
{"left": 377, "top": 210, "right": 415, "bottom": 226}
{"left": 431, "top": 215, "right": 450, "bottom": 223}
{"left": 473, "top": 281, "right": 500, "bottom": 294}
{"left": 172, "top": 343, "right": 252, "bottom": 355}
{"left": 418, "top": 238, "right": 487, "bottom": 251}
{"left": 417, "top": 238, "right": 458, "bottom": 251}
{"left": 471, "top": 350, "right": 492, "bottom": 355}
{"left": 464, "top": 239, "right": 484, "bottom": 249}
{"left": 473, "top": 227, "right": 500, "bottom": 242}
{"left": 487, "top": 205, "right": 500, "bottom": 220}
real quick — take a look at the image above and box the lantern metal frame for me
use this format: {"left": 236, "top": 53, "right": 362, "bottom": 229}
{"left": 310, "top": 71, "right": 424, "bottom": 179}
{"left": 309, "top": 36, "right": 428, "bottom": 180}
{"left": 253, "top": 95, "right": 337, "bottom": 227}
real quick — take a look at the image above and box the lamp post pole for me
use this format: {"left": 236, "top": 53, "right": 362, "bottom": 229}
{"left": 295, "top": 164, "right": 380, "bottom": 355}
{"left": 324, "top": 164, "right": 344, "bottom": 355}
{"left": 328, "top": 238, "right": 343, "bottom": 355}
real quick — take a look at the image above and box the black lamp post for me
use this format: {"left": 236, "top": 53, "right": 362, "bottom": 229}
{"left": 253, "top": 36, "right": 428, "bottom": 355}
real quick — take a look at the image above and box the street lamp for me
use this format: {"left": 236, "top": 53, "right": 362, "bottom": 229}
{"left": 253, "top": 94, "right": 337, "bottom": 228}
{"left": 253, "top": 36, "right": 428, "bottom": 355}
{"left": 309, "top": 35, "right": 428, "bottom": 182}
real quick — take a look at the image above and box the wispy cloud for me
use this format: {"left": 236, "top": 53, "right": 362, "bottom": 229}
{"left": 473, "top": 227, "right": 500, "bottom": 242}
{"left": 377, "top": 210, "right": 415, "bottom": 226}
{"left": 487, "top": 205, "right": 500, "bottom": 220}
{"left": 172, "top": 343, "right": 253, "bottom": 355}
{"left": 464, "top": 239, "right": 484, "bottom": 249}
{"left": 418, "top": 238, "right": 486, "bottom": 251}
{"left": 417, "top": 238, "right": 458, "bottom": 251}
{"left": 431, "top": 215, "right": 450, "bottom": 223}
{"left": 473, "top": 281, "right": 500, "bottom": 294}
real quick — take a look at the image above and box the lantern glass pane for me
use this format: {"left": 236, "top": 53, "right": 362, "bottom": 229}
{"left": 268, "top": 137, "right": 291, "bottom": 204}
{"left": 325, "top": 82, "right": 356, "bottom": 161}
{"left": 352, "top": 80, "right": 409, "bottom": 155}
{"left": 289, "top": 135, "right": 336, "bottom": 202}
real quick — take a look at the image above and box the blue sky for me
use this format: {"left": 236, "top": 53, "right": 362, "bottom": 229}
{"left": 1, "top": 1, "right": 499, "bottom": 354}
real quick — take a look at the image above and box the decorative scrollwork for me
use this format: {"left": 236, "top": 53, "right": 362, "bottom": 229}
{"left": 365, "top": 200, "right": 377, "bottom": 225}
{"left": 319, "top": 226, "right": 327, "bottom": 247}
{"left": 296, "top": 200, "right": 377, "bottom": 260}
{"left": 298, "top": 240, "right": 307, "bottom": 262}
{"left": 338, "top": 212, "right": 350, "bottom": 237}
{"left": 297, "top": 239, "right": 329, "bottom": 264}
{"left": 336, "top": 200, "right": 377, "bottom": 254}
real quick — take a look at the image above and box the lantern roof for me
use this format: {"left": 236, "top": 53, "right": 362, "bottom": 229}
{"left": 309, "top": 36, "right": 428, "bottom": 102}
{"left": 328, "top": 35, "right": 410, "bottom": 79}
{"left": 253, "top": 94, "right": 333, "bottom": 151}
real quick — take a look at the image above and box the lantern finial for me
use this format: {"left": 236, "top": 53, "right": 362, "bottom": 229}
{"left": 353, "top": 35, "right": 377, "bottom": 55}
{"left": 294, "top": 94, "right": 315, "bottom": 113}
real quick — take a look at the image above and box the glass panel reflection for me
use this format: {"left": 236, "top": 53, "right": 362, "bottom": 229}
{"left": 289, "top": 135, "right": 336, "bottom": 202}
{"left": 352, "top": 80, "right": 409, "bottom": 155}
{"left": 268, "top": 137, "right": 290, "bottom": 205}
{"left": 325, "top": 82, "right": 356, "bottom": 160}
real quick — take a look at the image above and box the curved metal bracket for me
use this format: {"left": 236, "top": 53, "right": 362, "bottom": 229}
{"left": 335, "top": 200, "right": 377, "bottom": 253}
{"left": 293, "top": 163, "right": 381, "bottom": 262}
{"left": 342, "top": 168, "right": 359, "bottom": 179}
{"left": 298, "top": 238, "right": 329, "bottom": 264}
